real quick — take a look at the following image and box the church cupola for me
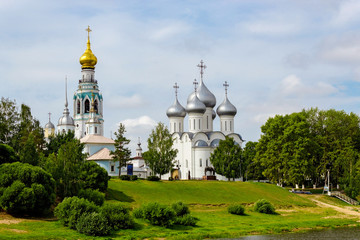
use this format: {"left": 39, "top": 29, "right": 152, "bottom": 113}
{"left": 58, "top": 77, "right": 75, "bottom": 134}
{"left": 136, "top": 138, "right": 143, "bottom": 157}
{"left": 186, "top": 79, "right": 206, "bottom": 133}
{"left": 217, "top": 81, "right": 237, "bottom": 135}
{"left": 167, "top": 83, "right": 186, "bottom": 133}
{"left": 44, "top": 112, "right": 55, "bottom": 141}
{"left": 80, "top": 26, "right": 97, "bottom": 69}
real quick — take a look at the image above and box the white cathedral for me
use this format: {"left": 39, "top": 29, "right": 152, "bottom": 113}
{"left": 43, "top": 27, "right": 244, "bottom": 180}
{"left": 163, "top": 61, "right": 243, "bottom": 181}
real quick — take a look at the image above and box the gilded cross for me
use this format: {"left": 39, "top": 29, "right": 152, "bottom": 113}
{"left": 173, "top": 82, "right": 179, "bottom": 97}
{"left": 197, "top": 60, "right": 207, "bottom": 81}
{"left": 85, "top": 25, "right": 92, "bottom": 39}
{"left": 223, "top": 81, "right": 229, "bottom": 95}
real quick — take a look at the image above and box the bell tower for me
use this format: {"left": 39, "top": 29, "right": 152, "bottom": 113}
{"left": 73, "top": 26, "right": 104, "bottom": 139}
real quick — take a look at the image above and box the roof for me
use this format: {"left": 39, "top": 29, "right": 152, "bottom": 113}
{"left": 88, "top": 147, "right": 113, "bottom": 160}
{"left": 80, "top": 134, "right": 115, "bottom": 144}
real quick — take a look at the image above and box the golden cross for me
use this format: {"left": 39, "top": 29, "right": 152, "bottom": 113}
{"left": 85, "top": 25, "right": 92, "bottom": 39}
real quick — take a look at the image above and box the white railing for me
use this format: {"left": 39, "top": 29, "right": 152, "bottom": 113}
{"left": 331, "top": 191, "right": 359, "bottom": 205}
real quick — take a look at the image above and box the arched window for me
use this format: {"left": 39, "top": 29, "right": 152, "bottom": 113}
{"left": 207, "top": 116, "right": 209, "bottom": 129}
{"left": 85, "top": 99, "right": 90, "bottom": 113}
{"left": 179, "top": 122, "right": 181, "bottom": 132}
{"left": 95, "top": 127, "right": 97, "bottom": 134}
{"left": 195, "top": 140, "right": 208, "bottom": 147}
{"left": 210, "top": 139, "right": 221, "bottom": 147}
{"left": 230, "top": 121, "right": 232, "bottom": 131}
{"left": 193, "top": 119, "right": 195, "bottom": 130}
{"left": 94, "top": 100, "right": 98, "bottom": 114}
{"left": 174, "top": 122, "right": 176, "bottom": 132}
{"left": 200, "top": 159, "right": 202, "bottom": 167}
{"left": 198, "top": 119, "right": 201, "bottom": 129}
{"left": 206, "top": 159, "right": 208, "bottom": 167}
{"left": 225, "top": 121, "right": 227, "bottom": 131}
{"left": 77, "top": 100, "right": 80, "bottom": 114}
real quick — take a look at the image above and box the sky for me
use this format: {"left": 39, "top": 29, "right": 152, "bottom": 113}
{"left": 1, "top": 0, "right": 360, "bottom": 153}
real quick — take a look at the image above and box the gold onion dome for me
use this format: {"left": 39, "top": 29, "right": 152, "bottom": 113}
{"left": 79, "top": 26, "right": 97, "bottom": 69}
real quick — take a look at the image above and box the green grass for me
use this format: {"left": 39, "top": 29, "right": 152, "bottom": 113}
{"left": 1, "top": 179, "right": 359, "bottom": 240}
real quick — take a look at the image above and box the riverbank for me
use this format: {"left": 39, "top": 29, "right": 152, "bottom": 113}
{"left": 0, "top": 180, "right": 359, "bottom": 239}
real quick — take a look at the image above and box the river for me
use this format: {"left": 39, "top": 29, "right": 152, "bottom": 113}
{"left": 216, "top": 227, "right": 360, "bottom": 239}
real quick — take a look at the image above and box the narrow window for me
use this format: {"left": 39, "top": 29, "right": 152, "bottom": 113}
{"left": 193, "top": 119, "right": 195, "bottom": 130}
{"left": 206, "top": 159, "right": 208, "bottom": 167}
{"left": 94, "top": 99, "right": 98, "bottom": 114}
{"left": 111, "top": 165, "right": 115, "bottom": 172}
{"left": 77, "top": 100, "right": 80, "bottom": 114}
{"left": 199, "top": 119, "right": 201, "bottom": 129}
{"left": 179, "top": 122, "right": 181, "bottom": 132}
{"left": 200, "top": 159, "right": 202, "bottom": 167}
{"left": 230, "top": 121, "right": 232, "bottom": 131}
{"left": 95, "top": 127, "right": 97, "bottom": 134}
{"left": 174, "top": 122, "right": 176, "bottom": 132}
{"left": 189, "top": 120, "right": 191, "bottom": 130}
{"left": 225, "top": 121, "right": 227, "bottom": 131}
{"left": 85, "top": 99, "right": 90, "bottom": 113}
{"left": 207, "top": 116, "right": 209, "bottom": 129}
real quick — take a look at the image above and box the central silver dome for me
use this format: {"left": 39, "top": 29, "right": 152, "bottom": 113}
{"left": 167, "top": 98, "right": 186, "bottom": 117}
{"left": 45, "top": 121, "right": 55, "bottom": 129}
{"left": 197, "top": 79, "right": 216, "bottom": 108}
{"left": 186, "top": 93, "right": 206, "bottom": 114}
{"left": 216, "top": 96, "right": 237, "bottom": 116}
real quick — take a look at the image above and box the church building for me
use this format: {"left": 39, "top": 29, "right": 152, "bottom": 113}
{"left": 165, "top": 61, "right": 244, "bottom": 180}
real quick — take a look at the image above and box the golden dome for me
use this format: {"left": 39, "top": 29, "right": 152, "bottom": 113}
{"left": 79, "top": 26, "right": 97, "bottom": 69}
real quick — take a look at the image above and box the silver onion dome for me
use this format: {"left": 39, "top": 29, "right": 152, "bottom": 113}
{"left": 212, "top": 109, "right": 216, "bottom": 119}
{"left": 167, "top": 98, "right": 186, "bottom": 118}
{"left": 197, "top": 79, "right": 216, "bottom": 108}
{"left": 45, "top": 121, "right": 55, "bottom": 129}
{"left": 216, "top": 96, "right": 237, "bottom": 116}
{"left": 58, "top": 78, "right": 75, "bottom": 126}
{"left": 186, "top": 92, "right": 206, "bottom": 114}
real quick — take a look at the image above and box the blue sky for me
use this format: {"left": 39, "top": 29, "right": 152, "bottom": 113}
{"left": 1, "top": 0, "right": 360, "bottom": 152}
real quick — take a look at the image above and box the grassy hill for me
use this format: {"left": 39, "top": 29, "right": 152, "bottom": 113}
{"left": 107, "top": 179, "right": 314, "bottom": 207}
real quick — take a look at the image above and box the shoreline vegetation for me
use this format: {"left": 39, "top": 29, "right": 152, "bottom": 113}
{"left": 1, "top": 180, "right": 359, "bottom": 239}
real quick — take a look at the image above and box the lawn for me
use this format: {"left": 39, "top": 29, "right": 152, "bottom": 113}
{"left": 1, "top": 179, "right": 359, "bottom": 240}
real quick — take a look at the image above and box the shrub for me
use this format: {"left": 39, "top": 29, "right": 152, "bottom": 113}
{"left": 120, "top": 175, "right": 131, "bottom": 181}
{"left": 135, "top": 202, "right": 175, "bottom": 227}
{"left": 79, "top": 161, "right": 109, "bottom": 192}
{"left": 0, "top": 162, "right": 55, "bottom": 215}
{"left": 100, "top": 203, "right": 134, "bottom": 230}
{"left": 133, "top": 208, "right": 143, "bottom": 219}
{"left": 54, "top": 196, "right": 99, "bottom": 229}
{"left": 131, "top": 175, "right": 138, "bottom": 181}
{"left": 171, "top": 202, "right": 190, "bottom": 217}
{"left": 77, "top": 189, "right": 105, "bottom": 206}
{"left": 147, "top": 176, "right": 160, "bottom": 181}
{"left": 228, "top": 204, "right": 245, "bottom": 215}
{"left": 76, "top": 212, "right": 111, "bottom": 236}
{"left": 174, "top": 215, "right": 199, "bottom": 226}
{"left": 168, "top": 177, "right": 174, "bottom": 181}
{"left": 254, "top": 199, "right": 275, "bottom": 214}
{"left": 0, "top": 144, "right": 18, "bottom": 164}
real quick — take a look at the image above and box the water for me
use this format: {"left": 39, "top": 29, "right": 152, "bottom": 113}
{"left": 217, "top": 227, "right": 360, "bottom": 240}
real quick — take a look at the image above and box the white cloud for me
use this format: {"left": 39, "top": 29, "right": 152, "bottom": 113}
{"left": 333, "top": 0, "right": 360, "bottom": 26}
{"left": 280, "top": 74, "right": 338, "bottom": 97}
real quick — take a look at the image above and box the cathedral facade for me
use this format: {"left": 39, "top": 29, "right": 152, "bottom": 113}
{"left": 165, "top": 61, "right": 243, "bottom": 180}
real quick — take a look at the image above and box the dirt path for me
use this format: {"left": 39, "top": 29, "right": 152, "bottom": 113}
{"left": 303, "top": 195, "right": 360, "bottom": 218}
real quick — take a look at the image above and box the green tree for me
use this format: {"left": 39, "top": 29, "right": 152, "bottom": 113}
{"left": 19, "top": 132, "right": 39, "bottom": 166}
{"left": 0, "top": 144, "right": 18, "bottom": 164}
{"left": 45, "top": 131, "right": 76, "bottom": 156}
{"left": 110, "top": 124, "right": 131, "bottom": 177}
{"left": 210, "top": 136, "right": 242, "bottom": 181}
{"left": 0, "top": 97, "right": 19, "bottom": 145}
{"left": 242, "top": 141, "right": 263, "bottom": 180}
{"left": 143, "top": 122, "right": 177, "bottom": 179}
{"left": 0, "top": 162, "right": 55, "bottom": 215}
{"left": 79, "top": 161, "right": 109, "bottom": 192}
{"left": 43, "top": 139, "right": 87, "bottom": 198}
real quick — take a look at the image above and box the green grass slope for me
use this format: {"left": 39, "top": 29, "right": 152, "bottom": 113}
{"left": 107, "top": 179, "right": 314, "bottom": 207}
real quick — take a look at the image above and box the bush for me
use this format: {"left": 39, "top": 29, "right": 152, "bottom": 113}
{"left": 0, "top": 162, "right": 55, "bottom": 215}
{"left": 174, "top": 215, "right": 199, "bottom": 226}
{"left": 147, "top": 176, "right": 160, "bottom": 181}
{"left": 168, "top": 177, "right": 174, "bottom": 181}
{"left": 120, "top": 175, "right": 131, "bottom": 181}
{"left": 228, "top": 204, "right": 245, "bottom": 215}
{"left": 76, "top": 212, "right": 111, "bottom": 236}
{"left": 100, "top": 203, "right": 134, "bottom": 230}
{"left": 131, "top": 175, "right": 138, "bottom": 181}
{"left": 79, "top": 161, "right": 109, "bottom": 192}
{"left": 0, "top": 144, "right": 18, "bottom": 164}
{"left": 77, "top": 189, "right": 105, "bottom": 206}
{"left": 254, "top": 199, "right": 275, "bottom": 214}
{"left": 171, "top": 202, "right": 190, "bottom": 217}
{"left": 133, "top": 208, "right": 143, "bottom": 219}
{"left": 54, "top": 196, "right": 99, "bottom": 229}
{"left": 135, "top": 202, "right": 175, "bottom": 227}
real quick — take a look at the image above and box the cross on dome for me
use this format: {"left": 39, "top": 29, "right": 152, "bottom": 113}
{"left": 197, "top": 60, "right": 207, "bottom": 81}
{"left": 193, "top": 79, "right": 198, "bottom": 92}
{"left": 173, "top": 82, "right": 179, "bottom": 97}
{"left": 223, "top": 81, "right": 229, "bottom": 96}
{"left": 85, "top": 25, "right": 92, "bottom": 40}
{"left": 48, "top": 112, "right": 51, "bottom": 121}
